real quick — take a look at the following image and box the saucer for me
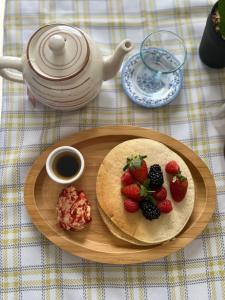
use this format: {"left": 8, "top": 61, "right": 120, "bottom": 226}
{"left": 121, "top": 53, "right": 183, "bottom": 108}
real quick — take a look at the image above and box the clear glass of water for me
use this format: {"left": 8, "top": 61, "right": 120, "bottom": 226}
{"left": 139, "top": 30, "right": 187, "bottom": 94}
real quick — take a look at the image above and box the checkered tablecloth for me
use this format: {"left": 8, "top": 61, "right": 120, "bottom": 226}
{"left": 1, "top": 0, "right": 225, "bottom": 299}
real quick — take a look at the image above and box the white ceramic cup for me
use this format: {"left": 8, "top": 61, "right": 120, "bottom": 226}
{"left": 46, "top": 146, "right": 85, "bottom": 184}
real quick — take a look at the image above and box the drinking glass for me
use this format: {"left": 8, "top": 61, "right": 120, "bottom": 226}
{"left": 139, "top": 30, "right": 187, "bottom": 96}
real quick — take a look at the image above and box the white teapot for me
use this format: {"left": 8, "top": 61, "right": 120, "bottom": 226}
{"left": 0, "top": 24, "right": 133, "bottom": 110}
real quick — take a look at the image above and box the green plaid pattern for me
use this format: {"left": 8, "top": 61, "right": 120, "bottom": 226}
{"left": 1, "top": 0, "right": 225, "bottom": 299}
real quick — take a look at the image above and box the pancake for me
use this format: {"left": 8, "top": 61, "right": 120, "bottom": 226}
{"left": 98, "top": 205, "right": 151, "bottom": 246}
{"left": 96, "top": 138, "right": 195, "bottom": 245}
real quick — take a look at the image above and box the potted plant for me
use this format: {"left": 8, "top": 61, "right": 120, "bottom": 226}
{"left": 199, "top": 0, "right": 225, "bottom": 68}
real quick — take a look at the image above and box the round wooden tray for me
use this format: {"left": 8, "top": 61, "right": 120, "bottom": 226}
{"left": 24, "top": 126, "right": 216, "bottom": 264}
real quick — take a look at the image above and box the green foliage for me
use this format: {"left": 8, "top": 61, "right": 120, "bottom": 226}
{"left": 218, "top": 0, "right": 225, "bottom": 37}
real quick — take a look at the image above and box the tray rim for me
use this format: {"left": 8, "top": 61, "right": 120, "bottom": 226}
{"left": 24, "top": 125, "right": 216, "bottom": 264}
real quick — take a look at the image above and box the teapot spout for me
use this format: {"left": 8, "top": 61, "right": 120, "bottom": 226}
{"left": 102, "top": 39, "right": 133, "bottom": 81}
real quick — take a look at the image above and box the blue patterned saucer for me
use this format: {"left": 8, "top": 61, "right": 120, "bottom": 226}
{"left": 121, "top": 52, "right": 183, "bottom": 108}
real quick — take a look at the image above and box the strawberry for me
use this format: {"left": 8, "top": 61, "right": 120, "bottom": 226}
{"left": 124, "top": 199, "right": 140, "bottom": 213}
{"left": 121, "top": 170, "right": 135, "bottom": 185}
{"left": 152, "top": 186, "right": 167, "bottom": 202}
{"left": 157, "top": 199, "right": 173, "bottom": 213}
{"left": 170, "top": 173, "right": 188, "bottom": 202}
{"left": 121, "top": 184, "right": 142, "bottom": 202}
{"left": 123, "top": 155, "right": 148, "bottom": 184}
{"left": 165, "top": 160, "right": 180, "bottom": 175}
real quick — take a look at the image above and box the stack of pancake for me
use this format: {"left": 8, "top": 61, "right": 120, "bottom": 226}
{"left": 96, "top": 138, "right": 195, "bottom": 246}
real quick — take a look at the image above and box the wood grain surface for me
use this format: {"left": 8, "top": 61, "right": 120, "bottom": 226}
{"left": 24, "top": 126, "right": 216, "bottom": 264}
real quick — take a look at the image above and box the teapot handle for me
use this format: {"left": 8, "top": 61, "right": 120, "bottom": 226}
{"left": 0, "top": 56, "right": 24, "bottom": 83}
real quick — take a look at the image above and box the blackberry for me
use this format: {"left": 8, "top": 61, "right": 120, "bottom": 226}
{"left": 148, "top": 164, "right": 164, "bottom": 189}
{"left": 140, "top": 200, "right": 160, "bottom": 220}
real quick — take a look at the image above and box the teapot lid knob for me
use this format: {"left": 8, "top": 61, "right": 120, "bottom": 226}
{"left": 48, "top": 34, "right": 66, "bottom": 55}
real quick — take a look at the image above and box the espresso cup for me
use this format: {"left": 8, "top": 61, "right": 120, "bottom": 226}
{"left": 46, "top": 146, "right": 85, "bottom": 184}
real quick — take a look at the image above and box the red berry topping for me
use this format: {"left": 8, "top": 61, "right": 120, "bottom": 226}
{"left": 124, "top": 155, "right": 148, "bottom": 184}
{"left": 157, "top": 199, "right": 173, "bottom": 213}
{"left": 152, "top": 186, "right": 167, "bottom": 202}
{"left": 124, "top": 198, "right": 140, "bottom": 213}
{"left": 121, "top": 183, "right": 142, "bottom": 202}
{"left": 165, "top": 160, "right": 180, "bottom": 175}
{"left": 170, "top": 174, "right": 188, "bottom": 202}
{"left": 121, "top": 170, "right": 135, "bottom": 185}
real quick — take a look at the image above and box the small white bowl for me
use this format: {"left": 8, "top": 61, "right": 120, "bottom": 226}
{"left": 46, "top": 146, "right": 85, "bottom": 184}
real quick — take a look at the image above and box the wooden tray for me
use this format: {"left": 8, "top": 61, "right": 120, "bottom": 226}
{"left": 24, "top": 126, "right": 216, "bottom": 264}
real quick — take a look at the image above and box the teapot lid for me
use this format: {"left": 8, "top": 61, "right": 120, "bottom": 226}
{"left": 27, "top": 24, "right": 90, "bottom": 81}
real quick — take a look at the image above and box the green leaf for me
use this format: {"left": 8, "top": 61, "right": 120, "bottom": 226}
{"left": 132, "top": 157, "right": 142, "bottom": 169}
{"left": 143, "top": 178, "right": 150, "bottom": 188}
{"left": 140, "top": 155, "right": 147, "bottom": 160}
{"left": 124, "top": 154, "right": 147, "bottom": 170}
{"left": 140, "top": 184, "right": 156, "bottom": 205}
{"left": 176, "top": 172, "right": 187, "bottom": 181}
{"left": 218, "top": 0, "right": 225, "bottom": 37}
{"left": 145, "top": 194, "right": 156, "bottom": 206}
{"left": 140, "top": 185, "right": 148, "bottom": 197}
{"left": 123, "top": 163, "right": 129, "bottom": 171}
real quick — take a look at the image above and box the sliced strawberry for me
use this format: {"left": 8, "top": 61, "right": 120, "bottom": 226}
{"left": 121, "top": 170, "right": 135, "bottom": 185}
{"left": 123, "top": 155, "right": 148, "bottom": 184}
{"left": 170, "top": 173, "right": 188, "bottom": 202}
{"left": 124, "top": 199, "right": 140, "bottom": 213}
{"left": 157, "top": 199, "right": 173, "bottom": 213}
{"left": 165, "top": 160, "right": 180, "bottom": 175}
{"left": 152, "top": 186, "right": 167, "bottom": 202}
{"left": 121, "top": 183, "right": 142, "bottom": 202}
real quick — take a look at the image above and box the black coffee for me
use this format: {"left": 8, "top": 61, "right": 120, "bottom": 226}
{"left": 52, "top": 152, "right": 81, "bottom": 178}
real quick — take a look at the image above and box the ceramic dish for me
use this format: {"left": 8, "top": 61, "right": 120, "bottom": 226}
{"left": 24, "top": 126, "right": 216, "bottom": 264}
{"left": 121, "top": 53, "right": 183, "bottom": 108}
